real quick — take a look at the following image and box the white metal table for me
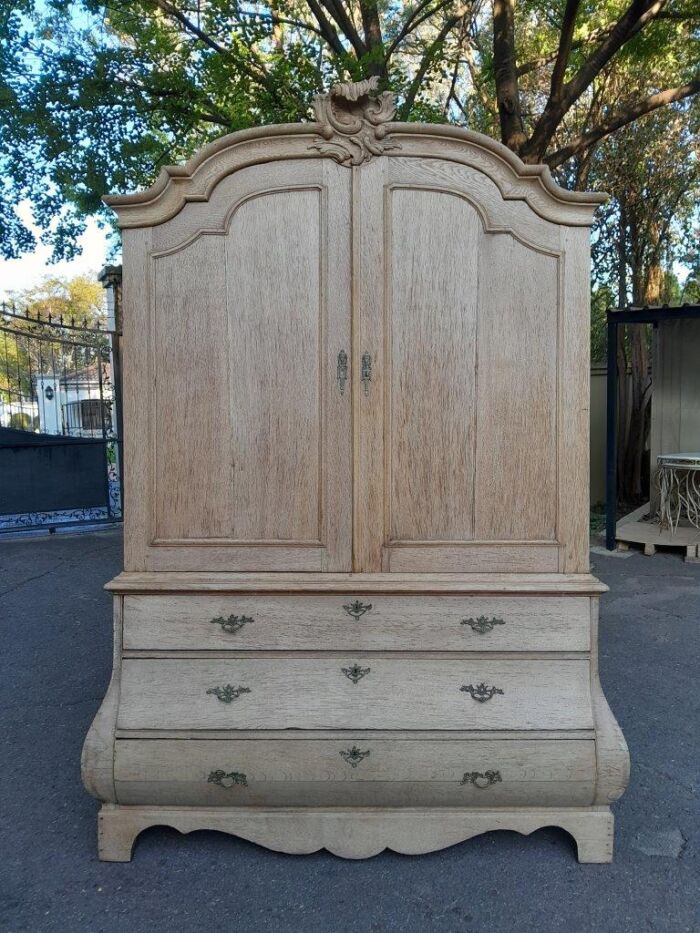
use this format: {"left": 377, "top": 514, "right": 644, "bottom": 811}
{"left": 657, "top": 453, "right": 700, "bottom": 532}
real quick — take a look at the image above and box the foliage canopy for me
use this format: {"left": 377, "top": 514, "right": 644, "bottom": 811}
{"left": 0, "top": 0, "right": 698, "bottom": 260}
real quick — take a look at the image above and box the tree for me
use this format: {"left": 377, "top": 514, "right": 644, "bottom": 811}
{"left": 1, "top": 0, "right": 698, "bottom": 259}
{"left": 8, "top": 274, "right": 106, "bottom": 327}
{"left": 0, "top": 275, "right": 107, "bottom": 407}
{"left": 588, "top": 101, "right": 700, "bottom": 504}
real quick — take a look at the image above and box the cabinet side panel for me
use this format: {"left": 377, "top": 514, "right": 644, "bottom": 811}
{"left": 387, "top": 188, "right": 478, "bottom": 542}
{"left": 558, "top": 226, "right": 591, "bottom": 572}
{"left": 474, "top": 236, "right": 558, "bottom": 541}
{"left": 122, "top": 228, "right": 152, "bottom": 570}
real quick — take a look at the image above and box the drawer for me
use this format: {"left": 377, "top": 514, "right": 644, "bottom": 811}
{"left": 114, "top": 737, "right": 596, "bottom": 807}
{"left": 118, "top": 658, "right": 593, "bottom": 731}
{"left": 122, "top": 594, "right": 590, "bottom": 652}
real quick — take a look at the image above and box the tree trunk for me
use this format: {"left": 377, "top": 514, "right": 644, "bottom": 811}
{"left": 359, "top": 0, "right": 387, "bottom": 80}
{"left": 493, "top": 0, "right": 527, "bottom": 151}
{"left": 617, "top": 209, "right": 656, "bottom": 507}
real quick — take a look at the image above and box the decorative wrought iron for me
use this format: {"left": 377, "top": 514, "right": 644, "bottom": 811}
{"left": 461, "top": 615, "right": 506, "bottom": 634}
{"left": 337, "top": 349, "right": 348, "bottom": 394}
{"left": 461, "top": 770, "right": 502, "bottom": 788}
{"left": 343, "top": 600, "right": 372, "bottom": 620}
{"left": 206, "top": 684, "right": 251, "bottom": 704}
{"left": 209, "top": 614, "right": 254, "bottom": 634}
{"left": 361, "top": 352, "right": 372, "bottom": 396}
{"left": 460, "top": 682, "right": 504, "bottom": 703}
{"left": 208, "top": 770, "right": 248, "bottom": 788}
{"left": 341, "top": 663, "right": 371, "bottom": 684}
{"left": 0, "top": 296, "right": 123, "bottom": 532}
{"left": 340, "top": 746, "right": 370, "bottom": 768}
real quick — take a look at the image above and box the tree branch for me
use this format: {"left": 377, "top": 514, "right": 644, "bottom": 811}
{"left": 316, "top": 0, "right": 367, "bottom": 57}
{"left": 304, "top": 0, "right": 349, "bottom": 56}
{"left": 549, "top": 0, "right": 582, "bottom": 100}
{"left": 385, "top": 0, "right": 457, "bottom": 58}
{"left": 545, "top": 77, "right": 700, "bottom": 167}
{"left": 237, "top": 10, "right": 327, "bottom": 41}
{"left": 522, "top": 0, "right": 670, "bottom": 160}
{"left": 399, "top": 4, "right": 467, "bottom": 117}
{"left": 463, "top": 40, "right": 498, "bottom": 118}
{"left": 149, "top": 0, "right": 227, "bottom": 54}
{"left": 517, "top": 10, "right": 699, "bottom": 78}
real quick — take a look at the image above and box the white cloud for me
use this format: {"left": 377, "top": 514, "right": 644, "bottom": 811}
{"left": 0, "top": 202, "right": 117, "bottom": 299}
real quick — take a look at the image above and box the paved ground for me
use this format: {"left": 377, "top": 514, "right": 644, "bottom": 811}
{"left": 0, "top": 528, "right": 698, "bottom": 933}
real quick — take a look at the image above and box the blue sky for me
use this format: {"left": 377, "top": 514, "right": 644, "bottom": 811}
{"left": 0, "top": 202, "right": 113, "bottom": 300}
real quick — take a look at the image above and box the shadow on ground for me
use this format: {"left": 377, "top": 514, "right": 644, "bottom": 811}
{"left": 0, "top": 528, "right": 697, "bottom": 933}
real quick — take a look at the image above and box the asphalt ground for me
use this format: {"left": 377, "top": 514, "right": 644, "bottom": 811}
{"left": 1, "top": 527, "right": 698, "bottom": 932}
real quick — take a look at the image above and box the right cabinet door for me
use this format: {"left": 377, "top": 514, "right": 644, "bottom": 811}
{"left": 355, "top": 156, "right": 580, "bottom": 573}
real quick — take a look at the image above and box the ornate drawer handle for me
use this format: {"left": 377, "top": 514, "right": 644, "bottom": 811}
{"left": 340, "top": 746, "right": 370, "bottom": 768}
{"left": 343, "top": 600, "right": 372, "bottom": 620}
{"left": 461, "top": 615, "right": 505, "bottom": 634}
{"left": 206, "top": 684, "right": 251, "bottom": 704}
{"left": 461, "top": 770, "right": 502, "bottom": 789}
{"left": 360, "top": 351, "right": 372, "bottom": 395}
{"left": 210, "top": 614, "right": 254, "bottom": 634}
{"left": 342, "top": 663, "right": 370, "bottom": 684}
{"left": 208, "top": 770, "right": 248, "bottom": 788}
{"left": 337, "top": 349, "right": 348, "bottom": 394}
{"left": 460, "top": 682, "right": 504, "bottom": 703}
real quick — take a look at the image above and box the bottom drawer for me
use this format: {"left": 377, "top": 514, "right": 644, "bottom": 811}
{"left": 114, "top": 738, "right": 596, "bottom": 808}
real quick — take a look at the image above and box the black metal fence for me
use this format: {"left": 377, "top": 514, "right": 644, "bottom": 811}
{"left": 0, "top": 302, "right": 123, "bottom": 532}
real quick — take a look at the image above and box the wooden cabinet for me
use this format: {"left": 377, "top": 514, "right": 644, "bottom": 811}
{"left": 83, "top": 78, "right": 629, "bottom": 863}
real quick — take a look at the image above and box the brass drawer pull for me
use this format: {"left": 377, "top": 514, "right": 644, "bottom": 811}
{"left": 340, "top": 746, "right": 370, "bottom": 768}
{"left": 210, "top": 614, "right": 254, "bottom": 634}
{"left": 461, "top": 615, "right": 505, "bottom": 634}
{"left": 342, "top": 663, "right": 370, "bottom": 684}
{"left": 360, "top": 351, "right": 372, "bottom": 395}
{"left": 337, "top": 349, "right": 348, "bottom": 394}
{"left": 460, "top": 682, "right": 504, "bottom": 703}
{"left": 461, "top": 770, "right": 502, "bottom": 789}
{"left": 208, "top": 770, "right": 248, "bottom": 788}
{"left": 343, "top": 600, "right": 372, "bottom": 620}
{"left": 206, "top": 684, "right": 251, "bottom": 704}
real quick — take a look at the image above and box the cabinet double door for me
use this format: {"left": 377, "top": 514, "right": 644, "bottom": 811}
{"left": 137, "top": 156, "right": 560, "bottom": 573}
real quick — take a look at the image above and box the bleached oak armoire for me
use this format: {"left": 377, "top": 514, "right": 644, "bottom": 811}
{"left": 83, "top": 78, "right": 629, "bottom": 862}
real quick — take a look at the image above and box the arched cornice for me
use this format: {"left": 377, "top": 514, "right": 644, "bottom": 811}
{"left": 105, "top": 78, "right": 606, "bottom": 229}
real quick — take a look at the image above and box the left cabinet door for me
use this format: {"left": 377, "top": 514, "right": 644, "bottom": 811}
{"left": 122, "top": 159, "right": 353, "bottom": 571}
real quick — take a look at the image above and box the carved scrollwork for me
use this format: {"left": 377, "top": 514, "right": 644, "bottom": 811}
{"left": 310, "top": 77, "right": 400, "bottom": 166}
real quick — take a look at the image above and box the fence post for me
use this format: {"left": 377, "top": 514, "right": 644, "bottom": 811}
{"left": 605, "top": 314, "right": 618, "bottom": 550}
{"left": 99, "top": 265, "right": 124, "bottom": 519}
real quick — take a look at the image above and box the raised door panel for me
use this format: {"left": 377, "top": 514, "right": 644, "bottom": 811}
{"left": 473, "top": 235, "right": 558, "bottom": 541}
{"left": 356, "top": 157, "right": 563, "bottom": 573}
{"left": 127, "top": 160, "right": 352, "bottom": 571}
{"left": 387, "top": 188, "right": 479, "bottom": 543}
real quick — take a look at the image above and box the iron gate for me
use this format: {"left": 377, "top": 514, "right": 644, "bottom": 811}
{"left": 0, "top": 301, "right": 123, "bottom": 531}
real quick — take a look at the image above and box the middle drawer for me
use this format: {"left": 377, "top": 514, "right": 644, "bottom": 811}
{"left": 118, "top": 658, "right": 593, "bottom": 731}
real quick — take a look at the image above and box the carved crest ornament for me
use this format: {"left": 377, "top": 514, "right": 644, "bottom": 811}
{"left": 310, "top": 77, "right": 400, "bottom": 166}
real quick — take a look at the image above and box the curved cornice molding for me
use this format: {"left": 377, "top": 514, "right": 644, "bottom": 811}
{"left": 104, "top": 80, "right": 606, "bottom": 229}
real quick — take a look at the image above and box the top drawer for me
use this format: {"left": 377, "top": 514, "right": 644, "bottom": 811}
{"left": 122, "top": 594, "right": 590, "bottom": 652}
